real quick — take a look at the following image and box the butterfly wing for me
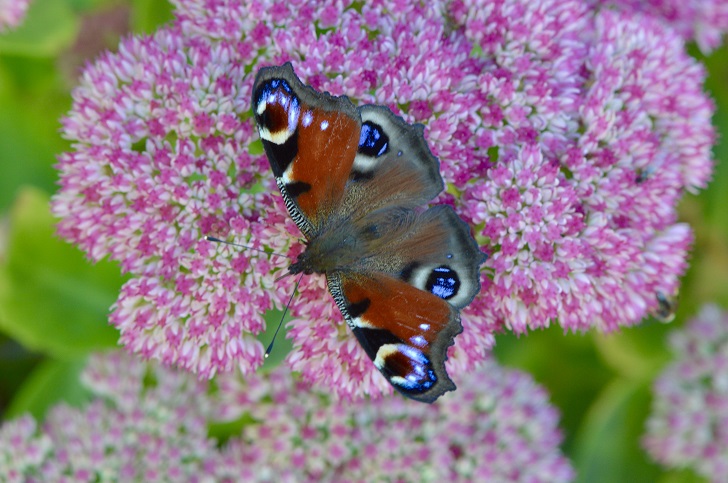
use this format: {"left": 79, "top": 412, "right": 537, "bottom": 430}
{"left": 252, "top": 63, "right": 361, "bottom": 237}
{"left": 358, "top": 204, "right": 485, "bottom": 307}
{"left": 347, "top": 105, "right": 443, "bottom": 207}
{"left": 328, "top": 271, "right": 462, "bottom": 403}
{"left": 338, "top": 104, "right": 485, "bottom": 309}
{"left": 329, "top": 204, "right": 485, "bottom": 402}
{"left": 252, "top": 66, "right": 444, "bottom": 234}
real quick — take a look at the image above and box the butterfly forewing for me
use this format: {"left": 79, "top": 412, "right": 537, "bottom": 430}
{"left": 252, "top": 64, "right": 361, "bottom": 235}
{"left": 350, "top": 106, "right": 443, "bottom": 204}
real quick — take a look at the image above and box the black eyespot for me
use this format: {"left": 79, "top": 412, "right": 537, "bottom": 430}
{"left": 253, "top": 78, "right": 300, "bottom": 177}
{"left": 358, "top": 121, "right": 389, "bottom": 158}
{"left": 400, "top": 262, "right": 420, "bottom": 283}
{"left": 347, "top": 298, "right": 371, "bottom": 319}
{"left": 426, "top": 265, "right": 460, "bottom": 300}
{"left": 254, "top": 78, "right": 293, "bottom": 107}
{"left": 285, "top": 181, "right": 311, "bottom": 198}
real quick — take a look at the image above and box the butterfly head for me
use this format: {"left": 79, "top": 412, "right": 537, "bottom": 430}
{"left": 288, "top": 253, "right": 316, "bottom": 276}
{"left": 287, "top": 238, "right": 350, "bottom": 276}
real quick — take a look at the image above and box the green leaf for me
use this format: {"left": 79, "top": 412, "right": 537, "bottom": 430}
{"left": 0, "top": 0, "right": 79, "bottom": 57}
{"left": 701, "top": 44, "right": 728, "bottom": 233}
{"left": 4, "top": 357, "right": 89, "bottom": 420}
{"left": 129, "top": 0, "right": 174, "bottom": 34}
{"left": 0, "top": 187, "right": 124, "bottom": 358}
{"left": 208, "top": 412, "right": 256, "bottom": 444}
{"left": 0, "top": 338, "right": 42, "bottom": 415}
{"left": 65, "top": 0, "right": 121, "bottom": 11}
{"left": 657, "top": 468, "right": 708, "bottom": 483}
{"left": 593, "top": 323, "right": 672, "bottom": 382}
{"left": 573, "top": 378, "right": 663, "bottom": 483}
{"left": 0, "top": 84, "right": 69, "bottom": 210}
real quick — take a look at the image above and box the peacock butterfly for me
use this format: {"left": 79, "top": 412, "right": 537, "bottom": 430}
{"left": 251, "top": 63, "right": 485, "bottom": 403}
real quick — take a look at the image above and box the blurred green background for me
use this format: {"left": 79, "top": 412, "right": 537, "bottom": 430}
{"left": 0, "top": 1, "right": 725, "bottom": 482}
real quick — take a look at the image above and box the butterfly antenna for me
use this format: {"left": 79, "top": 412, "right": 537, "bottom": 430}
{"left": 203, "top": 236, "right": 292, "bottom": 260}
{"left": 274, "top": 270, "right": 293, "bottom": 283}
{"left": 265, "top": 272, "right": 304, "bottom": 358}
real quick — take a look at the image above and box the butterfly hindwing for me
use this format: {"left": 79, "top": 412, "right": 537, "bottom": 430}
{"left": 387, "top": 205, "right": 485, "bottom": 310}
{"left": 327, "top": 205, "right": 484, "bottom": 401}
{"left": 252, "top": 64, "right": 361, "bottom": 236}
{"left": 328, "top": 272, "right": 461, "bottom": 403}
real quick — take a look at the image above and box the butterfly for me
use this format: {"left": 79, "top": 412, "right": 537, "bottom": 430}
{"left": 251, "top": 63, "right": 485, "bottom": 403}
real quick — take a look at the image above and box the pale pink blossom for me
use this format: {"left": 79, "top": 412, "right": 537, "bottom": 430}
{"left": 590, "top": 0, "right": 728, "bottom": 52}
{"left": 0, "top": 0, "right": 30, "bottom": 32}
{"left": 644, "top": 305, "right": 728, "bottom": 480}
{"left": 0, "top": 352, "right": 573, "bottom": 482}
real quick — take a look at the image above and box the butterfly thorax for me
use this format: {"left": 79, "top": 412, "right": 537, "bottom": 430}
{"left": 288, "top": 204, "right": 420, "bottom": 276}
{"left": 287, "top": 221, "right": 367, "bottom": 276}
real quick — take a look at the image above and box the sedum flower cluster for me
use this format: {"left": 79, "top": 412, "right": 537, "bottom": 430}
{"left": 52, "top": 0, "right": 715, "bottom": 398}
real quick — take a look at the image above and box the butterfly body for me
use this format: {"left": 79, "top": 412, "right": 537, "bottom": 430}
{"left": 252, "top": 63, "right": 485, "bottom": 402}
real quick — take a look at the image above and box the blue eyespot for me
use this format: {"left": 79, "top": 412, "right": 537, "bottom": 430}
{"left": 358, "top": 121, "right": 389, "bottom": 157}
{"left": 426, "top": 266, "right": 460, "bottom": 300}
{"left": 268, "top": 78, "right": 292, "bottom": 93}
{"left": 396, "top": 346, "right": 435, "bottom": 390}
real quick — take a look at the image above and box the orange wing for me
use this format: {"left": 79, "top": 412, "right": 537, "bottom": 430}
{"left": 252, "top": 63, "right": 361, "bottom": 236}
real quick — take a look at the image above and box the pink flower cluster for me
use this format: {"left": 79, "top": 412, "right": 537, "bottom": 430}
{"left": 459, "top": 3, "right": 712, "bottom": 333}
{"left": 0, "top": 416, "right": 51, "bottom": 482}
{"left": 215, "top": 360, "right": 574, "bottom": 482}
{"left": 0, "top": 352, "right": 574, "bottom": 482}
{"left": 0, "top": 0, "right": 30, "bottom": 32}
{"left": 0, "top": 353, "right": 216, "bottom": 482}
{"left": 643, "top": 305, "right": 728, "bottom": 480}
{"left": 590, "top": 0, "right": 728, "bottom": 52}
{"left": 52, "top": 0, "right": 714, "bottom": 398}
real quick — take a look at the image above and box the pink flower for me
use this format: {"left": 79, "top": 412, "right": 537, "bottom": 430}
{"left": 459, "top": 4, "right": 710, "bottom": 334}
{"left": 53, "top": 27, "right": 297, "bottom": 379}
{"left": 0, "top": 352, "right": 573, "bottom": 482}
{"left": 0, "top": 0, "right": 30, "bottom": 32}
{"left": 0, "top": 416, "right": 52, "bottom": 481}
{"left": 214, "top": 360, "right": 574, "bottom": 482}
{"left": 52, "top": 0, "right": 715, "bottom": 399}
{"left": 643, "top": 305, "right": 728, "bottom": 480}
{"left": 0, "top": 353, "right": 218, "bottom": 481}
{"left": 589, "top": 0, "right": 728, "bottom": 52}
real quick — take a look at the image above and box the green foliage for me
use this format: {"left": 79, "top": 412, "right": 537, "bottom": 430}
{"left": 0, "top": 188, "right": 124, "bottom": 357}
{"left": 4, "top": 357, "right": 89, "bottom": 420}
{"left": 0, "top": 72, "right": 69, "bottom": 210}
{"left": 0, "top": 0, "right": 79, "bottom": 57}
{"left": 572, "top": 379, "right": 663, "bottom": 482}
{"left": 493, "top": 328, "right": 613, "bottom": 454}
{"left": 129, "top": 0, "right": 174, "bottom": 33}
